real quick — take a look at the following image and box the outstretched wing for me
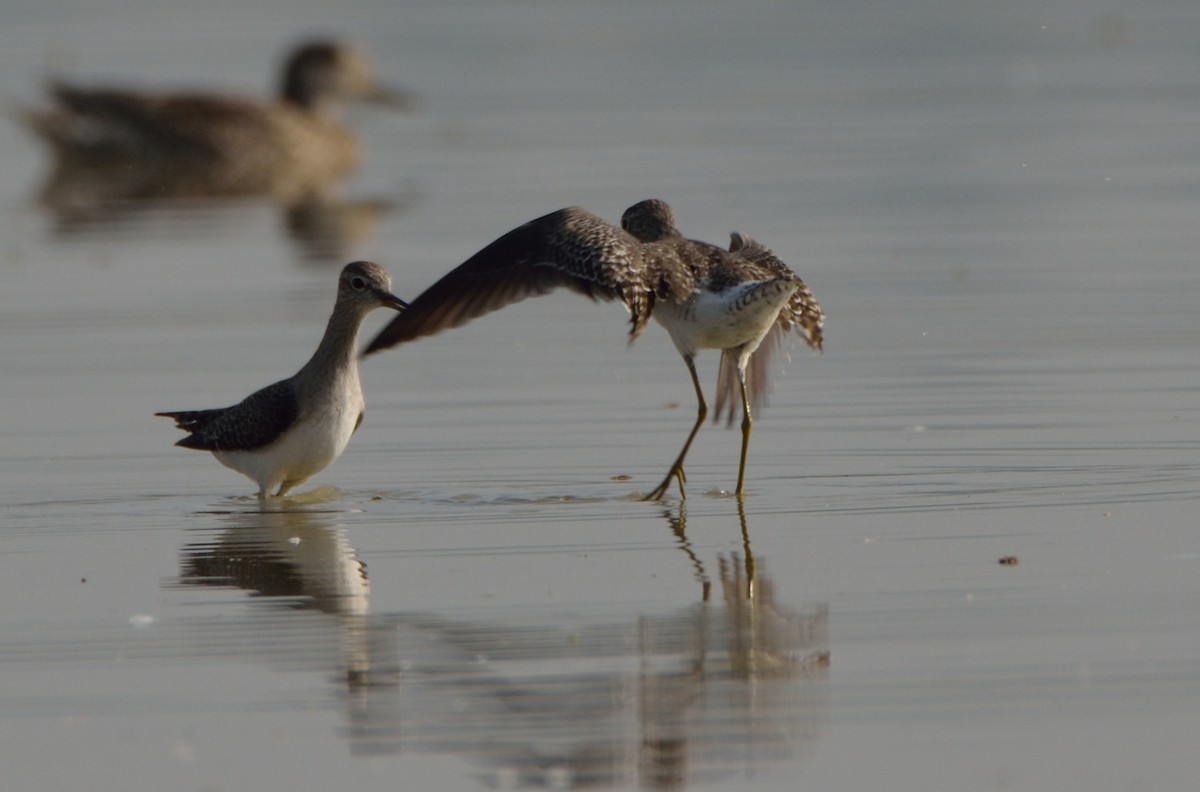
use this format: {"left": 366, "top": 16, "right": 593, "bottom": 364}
{"left": 365, "top": 207, "right": 645, "bottom": 354}
{"left": 156, "top": 380, "right": 299, "bottom": 452}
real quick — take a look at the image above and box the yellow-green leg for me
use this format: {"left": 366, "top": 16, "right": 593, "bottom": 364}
{"left": 645, "top": 355, "right": 706, "bottom": 501}
{"left": 734, "top": 367, "right": 752, "bottom": 496}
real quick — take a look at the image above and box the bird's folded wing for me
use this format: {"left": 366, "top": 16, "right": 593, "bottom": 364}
{"left": 162, "top": 380, "right": 299, "bottom": 452}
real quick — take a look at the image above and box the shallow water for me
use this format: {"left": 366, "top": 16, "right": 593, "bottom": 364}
{"left": 1, "top": 1, "right": 1199, "bottom": 790}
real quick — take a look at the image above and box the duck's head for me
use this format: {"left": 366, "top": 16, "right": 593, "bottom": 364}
{"left": 281, "top": 40, "right": 414, "bottom": 113}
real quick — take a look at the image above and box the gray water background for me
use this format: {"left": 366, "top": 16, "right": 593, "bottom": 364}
{"left": 0, "top": 1, "right": 1198, "bottom": 789}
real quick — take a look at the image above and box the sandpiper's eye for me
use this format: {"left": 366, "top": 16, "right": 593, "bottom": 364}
{"left": 350, "top": 276, "right": 367, "bottom": 290}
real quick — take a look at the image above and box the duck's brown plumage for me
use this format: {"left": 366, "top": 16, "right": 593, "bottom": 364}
{"left": 22, "top": 40, "right": 411, "bottom": 202}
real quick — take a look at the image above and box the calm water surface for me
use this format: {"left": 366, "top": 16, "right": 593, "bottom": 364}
{"left": 1, "top": 1, "right": 1198, "bottom": 790}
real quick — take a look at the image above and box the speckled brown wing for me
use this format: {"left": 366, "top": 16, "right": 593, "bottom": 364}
{"left": 365, "top": 207, "right": 646, "bottom": 354}
{"left": 730, "top": 232, "right": 824, "bottom": 351}
{"left": 157, "top": 380, "right": 299, "bottom": 452}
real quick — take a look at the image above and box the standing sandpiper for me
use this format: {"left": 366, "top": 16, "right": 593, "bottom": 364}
{"left": 364, "top": 199, "right": 823, "bottom": 499}
{"left": 158, "top": 261, "right": 407, "bottom": 497}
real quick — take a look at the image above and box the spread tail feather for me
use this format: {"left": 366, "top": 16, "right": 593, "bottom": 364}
{"left": 713, "top": 323, "right": 788, "bottom": 427}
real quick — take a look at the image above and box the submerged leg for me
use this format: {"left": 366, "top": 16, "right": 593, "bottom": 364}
{"left": 734, "top": 366, "right": 752, "bottom": 496}
{"left": 644, "top": 355, "right": 707, "bottom": 501}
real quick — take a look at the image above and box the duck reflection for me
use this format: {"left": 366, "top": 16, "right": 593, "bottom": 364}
{"left": 35, "top": 183, "right": 415, "bottom": 263}
{"left": 282, "top": 189, "right": 420, "bottom": 264}
{"left": 20, "top": 39, "right": 416, "bottom": 260}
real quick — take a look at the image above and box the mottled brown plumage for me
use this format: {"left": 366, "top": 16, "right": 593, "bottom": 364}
{"left": 21, "top": 40, "right": 412, "bottom": 202}
{"left": 365, "top": 199, "right": 824, "bottom": 499}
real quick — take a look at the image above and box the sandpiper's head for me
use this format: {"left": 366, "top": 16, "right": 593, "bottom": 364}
{"left": 620, "top": 199, "right": 680, "bottom": 242}
{"left": 280, "top": 40, "right": 413, "bottom": 112}
{"left": 338, "top": 260, "right": 407, "bottom": 313}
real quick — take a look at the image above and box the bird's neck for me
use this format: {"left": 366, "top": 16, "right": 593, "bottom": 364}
{"left": 301, "top": 299, "right": 364, "bottom": 384}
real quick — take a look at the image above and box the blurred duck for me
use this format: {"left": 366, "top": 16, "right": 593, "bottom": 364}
{"left": 21, "top": 40, "right": 412, "bottom": 202}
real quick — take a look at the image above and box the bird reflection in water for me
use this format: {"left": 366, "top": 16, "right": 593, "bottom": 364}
{"left": 282, "top": 189, "right": 420, "bottom": 264}
{"left": 639, "top": 501, "right": 829, "bottom": 788}
{"left": 174, "top": 501, "right": 828, "bottom": 786}
{"left": 177, "top": 503, "right": 397, "bottom": 690}
{"left": 351, "top": 502, "right": 829, "bottom": 787}
{"left": 19, "top": 39, "right": 417, "bottom": 261}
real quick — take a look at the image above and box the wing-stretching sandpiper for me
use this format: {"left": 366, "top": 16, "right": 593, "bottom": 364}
{"left": 365, "top": 199, "right": 823, "bottom": 499}
{"left": 158, "top": 261, "right": 406, "bottom": 497}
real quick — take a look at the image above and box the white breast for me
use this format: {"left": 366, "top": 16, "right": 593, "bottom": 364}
{"left": 215, "top": 374, "right": 364, "bottom": 496}
{"left": 653, "top": 278, "right": 798, "bottom": 357}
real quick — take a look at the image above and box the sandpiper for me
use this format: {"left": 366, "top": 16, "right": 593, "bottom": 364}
{"left": 158, "top": 261, "right": 406, "bottom": 497}
{"left": 365, "top": 199, "right": 824, "bottom": 499}
{"left": 21, "top": 40, "right": 413, "bottom": 201}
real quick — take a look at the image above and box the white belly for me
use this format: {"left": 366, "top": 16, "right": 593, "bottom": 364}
{"left": 654, "top": 278, "right": 798, "bottom": 357}
{"left": 216, "top": 384, "right": 363, "bottom": 496}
